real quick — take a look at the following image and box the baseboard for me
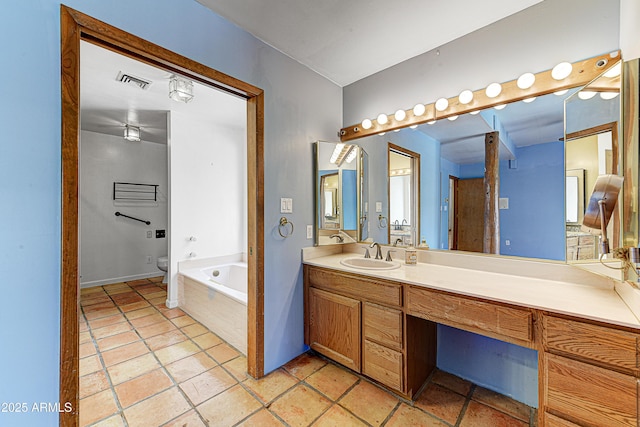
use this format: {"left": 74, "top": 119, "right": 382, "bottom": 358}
{"left": 80, "top": 272, "right": 162, "bottom": 288}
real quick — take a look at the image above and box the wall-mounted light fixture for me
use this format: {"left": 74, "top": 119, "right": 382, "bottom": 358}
{"left": 124, "top": 124, "right": 141, "bottom": 142}
{"left": 339, "top": 51, "right": 621, "bottom": 142}
{"left": 169, "top": 75, "right": 194, "bottom": 103}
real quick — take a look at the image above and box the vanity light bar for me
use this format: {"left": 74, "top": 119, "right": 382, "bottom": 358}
{"left": 338, "top": 50, "right": 621, "bottom": 142}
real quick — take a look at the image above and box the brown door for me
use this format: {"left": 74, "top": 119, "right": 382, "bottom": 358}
{"left": 455, "top": 178, "right": 484, "bottom": 252}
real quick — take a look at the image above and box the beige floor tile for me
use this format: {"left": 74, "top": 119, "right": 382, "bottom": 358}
{"left": 192, "top": 332, "right": 223, "bottom": 350}
{"left": 97, "top": 331, "right": 140, "bottom": 352}
{"left": 385, "top": 403, "right": 449, "bottom": 427}
{"left": 101, "top": 341, "right": 150, "bottom": 367}
{"left": 79, "top": 389, "right": 119, "bottom": 427}
{"left": 432, "top": 369, "right": 473, "bottom": 397}
{"left": 81, "top": 286, "right": 106, "bottom": 296}
{"left": 472, "top": 386, "right": 532, "bottom": 422}
{"left": 92, "top": 322, "right": 133, "bottom": 340}
{"left": 154, "top": 340, "right": 201, "bottom": 365}
{"left": 179, "top": 365, "right": 237, "bottom": 405}
{"left": 124, "top": 306, "right": 158, "bottom": 320}
{"left": 123, "top": 387, "right": 191, "bottom": 427}
{"left": 136, "top": 319, "right": 177, "bottom": 339}
{"left": 82, "top": 300, "right": 117, "bottom": 312}
{"left": 88, "top": 313, "right": 127, "bottom": 330}
{"left": 91, "top": 414, "right": 126, "bottom": 427}
{"left": 284, "top": 352, "right": 327, "bottom": 380}
{"left": 269, "top": 384, "right": 332, "bottom": 427}
{"left": 460, "top": 401, "right": 529, "bottom": 427}
{"left": 149, "top": 296, "right": 168, "bottom": 306}
{"left": 137, "top": 285, "right": 165, "bottom": 295}
{"left": 170, "top": 314, "right": 197, "bottom": 328}
{"left": 118, "top": 300, "right": 151, "bottom": 312}
{"left": 80, "top": 369, "right": 110, "bottom": 399}
{"left": 181, "top": 323, "right": 208, "bottom": 338}
{"left": 414, "top": 382, "right": 467, "bottom": 425}
{"left": 339, "top": 380, "right": 399, "bottom": 426}
{"left": 114, "top": 368, "right": 173, "bottom": 408}
{"left": 165, "top": 351, "right": 218, "bottom": 383}
{"left": 145, "top": 329, "right": 188, "bottom": 351}
{"left": 129, "top": 312, "right": 166, "bottom": 329}
{"left": 84, "top": 306, "right": 121, "bottom": 321}
{"left": 79, "top": 331, "right": 92, "bottom": 345}
{"left": 312, "top": 404, "right": 367, "bottom": 426}
{"left": 196, "top": 384, "right": 262, "bottom": 426}
{"left": 80, "top": 354, "right": 102, "bottom": 377}
{"left": 144, "top": 291, "right": 167, "bottom": 301}
{"left": 236, "top": 408, "right": 285, "bottom": 426}
{"left": 162, "top": 410, "right": 207, "bottom": 427}
{"left": 161, "top": 308, "right": 186, "bottom": 319}
{"left": 206, "top": 342, "right": 241, "bottom": 364}
{"left": 111, "top": 291, "right": 145, "bottom": 306}
{"left": 126, "top": 278, "right": 151, "bottom": 286}
{"left": 242, "top": 368, "right": 298, "bottom": 404}
{"left": 80, "top": 342, "right": 97, "bottom": 359}
{"left": 305, "top": 363, "right": 358, "bottom": 400}
{"left": 148, "top": 275, "right": 164, "bottom": 283}
{"left": 104, "top": 285, "right": 132, "bottom": 295}
{"left": 81, "top": 294, "right": 113, "bottom": 307}
{"left": 107, "top": 353, "right": 160, "bottom": 385}
{"left": 223, "top": 356, "right": 250, "bottom": 382}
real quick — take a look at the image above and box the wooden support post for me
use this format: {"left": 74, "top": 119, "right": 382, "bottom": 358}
{"left": 484, "top": 131, "right": 500, "bottom": 254}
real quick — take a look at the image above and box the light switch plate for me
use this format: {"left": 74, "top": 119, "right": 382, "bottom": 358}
{"left": 499, "top": 197, "right": 509, "bottom": 209}
{"left": 306, "top": 225, "right": 313, "bottom": 239}
{"left": 375, "top": 202, "right": 382, "bottom": 213}
{"left": 280, "top": 198, "right": 293, "bottom": 213}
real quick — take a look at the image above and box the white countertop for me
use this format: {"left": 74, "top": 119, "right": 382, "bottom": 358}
{"left": 303, "top": 251, "right": 640, "bottom": 329}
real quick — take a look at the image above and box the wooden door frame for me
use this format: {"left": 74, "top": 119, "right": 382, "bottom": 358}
{"left": 449, "top": 175, "right": 459, "bottom": 250}
{"left": 60, "top": 6, "right": 264, "bottom": 426}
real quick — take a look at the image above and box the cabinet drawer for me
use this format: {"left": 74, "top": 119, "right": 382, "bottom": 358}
{"left": 544, "top": 353, "right": 638, "bottom": 427}
{"left": 544, "top": 316, "right": 639, "bottom": 372}
{"left": 363, "top": 339, "right": 403, "bottom": 392}
{"left": 364, "top": 302, "right": 403, "bottom": 350}
{"left": 406, "top": 286, "right": 532, "bottom": 345}
{"left": 307, "top": 266, "right": 402, "bottom": 307}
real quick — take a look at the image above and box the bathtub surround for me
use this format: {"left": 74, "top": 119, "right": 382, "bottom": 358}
{"left": 80, "top": 130, "right": 168, "bottom": 288}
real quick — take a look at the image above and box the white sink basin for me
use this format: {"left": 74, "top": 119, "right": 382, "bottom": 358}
{"left": 340, "top": 257, "right": 401, "bottom": 270}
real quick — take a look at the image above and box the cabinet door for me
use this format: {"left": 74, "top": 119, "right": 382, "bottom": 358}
{"left": 308, "top": 287, "right": 361, "bottom": 371}
{"left": 544, "top": 353, "right": 638, "bottom": 427}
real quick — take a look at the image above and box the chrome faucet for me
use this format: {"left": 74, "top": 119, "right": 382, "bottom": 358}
{"left": 370, "top": 242, "right": 383, "bottom": 260}
{"left": 402, "top": 219, "right": 408, "bottom": 228}
{"left": 393, "top": 238, "right": 403, "bottom": 246}
{"left": 329, "top": 233, "right": 344, "bottom": 243}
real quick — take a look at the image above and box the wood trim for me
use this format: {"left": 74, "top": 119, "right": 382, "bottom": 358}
{"left": 387, "top": 143, "right": 421, "bottom": 245}
{"left": 483, "top": 131, "right": 500, "bottom": 254}
{"left": 60, "top": 6, "right": 265, "bottom": 425}
{"left": 339, "top": 51, "right": 622, "bottom": 141}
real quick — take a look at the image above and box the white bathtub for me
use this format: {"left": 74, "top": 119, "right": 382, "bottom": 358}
{"left": 179, "top": 261, "right": 247, "bottom": 355}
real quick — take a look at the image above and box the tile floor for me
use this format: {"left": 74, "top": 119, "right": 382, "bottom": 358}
{"left": 80, "top": 277, "right": 537, "bottom": 426}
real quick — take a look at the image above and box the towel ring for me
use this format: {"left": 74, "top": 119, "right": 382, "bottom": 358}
{"left": 278, "top": 217, "right": 294, "bottom": 238}
{"left": 378, "top": 215, "right": 388, "bottom": 229}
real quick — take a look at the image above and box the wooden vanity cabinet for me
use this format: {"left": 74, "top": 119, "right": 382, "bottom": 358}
{"left": 541, "top": 314, "right": 640, "bottom": 427}
{"left": 304, "top": 265, "right": 435, "bottom": 398}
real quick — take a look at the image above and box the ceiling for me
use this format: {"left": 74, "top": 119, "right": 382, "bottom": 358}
{"left": 196, "top": 0, "right": 542, "bottom": 87}
{"left": 80, "top": 41, "right": 245, "bottom": 144}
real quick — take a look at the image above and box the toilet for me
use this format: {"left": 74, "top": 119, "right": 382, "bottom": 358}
{"left": 157, "top": 256, "right": 168, "bottom": 284}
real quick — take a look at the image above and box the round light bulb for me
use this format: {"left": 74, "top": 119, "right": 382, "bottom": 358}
{"left": 578, "top": 91, "right": 596, "bottom": 100}
{"left": 604, "top": 62, "right": 621, "bottom": 78}
{"left": 458, "top": 90, "right": 473, "bottom": 105}
{"left": 413, "top": 103, "right": 426, "bottom": 116}
{"left": 410, "top": 125, "right": 418, "bottom": 129}
{"left": 600, "top": 92, "right": 619, "bottom": 100}
{"left": 517, "top": 72, "right": 535, "bottom": 89}
{"left": 447, "top": 115, "right": 459, "bottom": 121}
{"left": 523, "top": 97, "right": 537, "bottom": 103}
{"left": 551, "top": 62, "right": 572, "bottom": 80}
{"left": 554, "top": 89, "right": 569, "bottom": 96}
{"left": 435, "top": 97, "right": 449, "bottom": 111}
{"left": 469, "top": 110, "right": 480, "bottom": 115}
{"left": 427, "top": 120, "right": 436, "bottom": 125}
{"left": 394, "top": 109, "right": 406, "bottom": 121}
{"left": 377, "top": 113, "right": 388, "bottom": 125}
{"left": 494, "top": 104, "right": 506, "bottom": 110}
{"left": 378, "top": 132, "right": 386, "bottom": 136}
{"left": 361, "top": 119, "right": 372, "bottom": 130}
{"left": 485, "top": 82, "right": 502, "bottom": 98}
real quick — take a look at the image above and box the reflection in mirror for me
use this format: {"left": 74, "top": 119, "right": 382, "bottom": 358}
{"left": 388, "top": 144, "right": 420, "bottom": 246}
{"left": 314, "top": 141, "right": 368, "bottom": 245}
{"left": 565, "top": 61, "right": 622, "bottom": 261}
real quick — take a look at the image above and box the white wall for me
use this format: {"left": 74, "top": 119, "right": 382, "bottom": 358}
{"left": 80, "top": 130, "right": 168, "bottom": 286}
{"left": 168, "top": 108, "right": 247, "bottom": 306}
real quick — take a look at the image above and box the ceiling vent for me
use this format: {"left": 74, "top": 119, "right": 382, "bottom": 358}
{"left": 116, "top": 71, "right": 152, "bottom": 90}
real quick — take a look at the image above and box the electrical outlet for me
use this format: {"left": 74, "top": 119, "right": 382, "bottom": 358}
{"left": 145, "top": 255, "right": 152, "bottom": 264}
{"left": 146, "top": 230, "right": 153, "bottom": 238}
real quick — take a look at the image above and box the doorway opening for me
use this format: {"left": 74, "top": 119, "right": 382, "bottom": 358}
{"left": 387, "top": 143, "right": 420, "bottom": 246}
{"left": 61, "top": 6, "right": 264, "bottom": 425}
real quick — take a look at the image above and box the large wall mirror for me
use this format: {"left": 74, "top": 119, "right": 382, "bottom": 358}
{"left": 314, "top": 141, "right": 368, "bottom": 245}
{"left": 335, "top": 52, "right": 633, "bottom": 264}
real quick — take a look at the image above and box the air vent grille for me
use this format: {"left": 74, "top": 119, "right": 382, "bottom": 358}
{"left": 116, "top": 71, "right": 152, "bottom": 90}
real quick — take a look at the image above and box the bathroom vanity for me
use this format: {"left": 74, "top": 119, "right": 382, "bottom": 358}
{"left": 303, "top": 247, "right": 640, "bottom": 427}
